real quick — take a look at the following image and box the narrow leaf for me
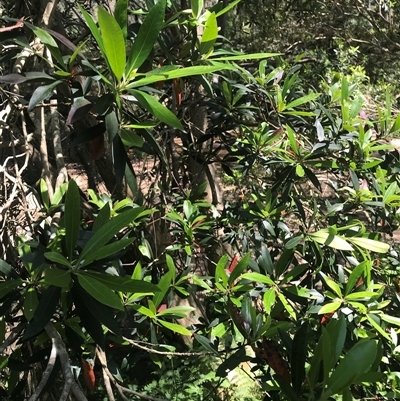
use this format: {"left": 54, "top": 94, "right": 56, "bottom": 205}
{"left": 65, "top": 180, "right": 81, "bottom": 260}
{"left": 28, "top": 81, "right": 62, "bottom": 112}
{"left": 98, "top": 7, "right": 126, "bottom": 81}
{"left": 77, "top": 274, "right": 123, "bottom": 310}
{"left": 126, "top": 0, "right": 166, "bottom": 76}
{"left": 129, "top": 89, "right": 183, "bottom": 130}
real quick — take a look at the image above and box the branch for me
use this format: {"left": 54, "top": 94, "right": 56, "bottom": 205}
{"left": 27, "top": 335, "right": 57, "bottom": 401}
{"left": 122, "top": 336, "right": 212, "bottom": 356}
{"left": 96, "top": 347, "right": 168, "bottom": 401}
{"left": 45, "top": 323, "right": 88, "bottom": 401}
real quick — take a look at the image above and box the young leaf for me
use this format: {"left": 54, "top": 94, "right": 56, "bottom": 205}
{"left": 98, "top": 7, "right": 126, "bottom": 81}
{"left": 77, "top": 274, "right": 123, "bottom": 310}
{"left": 126, "top": 0, "right": 166, "bottom": 76}
{"left": 199, "top": 12, "right": 218, "bottom": 55}
{"left": 65, "top": 180, "right": 81, "bottom": 260}
{"left": 240, "top": 272, "right": 274, "bottom": 285}
{"left": 348, "top": 237, "right": 389, "bottom": 253}
{"left": 129, "top": 89, "right": 183, "bottom": 130}
{"left": 28, "top": 81, "right": 63, "bottom": 112}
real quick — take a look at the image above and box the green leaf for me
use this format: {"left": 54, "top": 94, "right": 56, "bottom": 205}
{"left": 366, "top": 314, "right": 391, "bottom": 341}
{"left": 93, "top": 203, "right": 111, "bottom": 232}
{"left": 380, "top": 313, "right": 400, "bottom": 326}
{"left": 125, "top": 64, "right": 235, "bottom": 89}
{"left": 210, "top": 52, "right": 280, "bottom": 61}
{"left": 114, "top": 0, "right": 128, "bottom": 39}
{"left": 309, "top": 230, "right": 354, "bottom": 251}
{"left": 81, "top": 271, "right": 159, "bottom": 293}
{"left": 152, "top": 255, "right": 174, "bottom": 308}
{"left": 286, "top": 124, "right": 299, "bottom": 155}
{"left": 320, "top": 272, "right": 343, "bottom": 297}
{"left": 291, "top": 321, "right": 308, "bottom": 393}
{"left": 0, "top": 259, "right": 19, "bottom": 278}
{"left": 348, "top": 237, "right": 389, "bottom": 253}
{"left": 24, "top": 288, "right": 38, "bottom": 321}
{"left": 284, "top": 93, "right": 320, "bottom": 110}
{"left": 345, "top": 260, "right": 369, "bottom": 296}
{"left": 215, "top": 255, "right": 229, "bottom": 287}
{"left": 157, "top": 305, "right": 195, "bottom": 318}
{"left": 78, "top": 207, "right": 144, "bottom": 267}
{"left": 325, "top": 340, "right": 377, "bottom": 395}
{"left": 23, "top": 286, "right": 61, "bottom": 341}
{"left": 263, "top": 287, "right": 276, "bottom": 314}
{"left": 65, "top": 180, "right": 80, "bottom": 260}
{"left": 98, "top": 7, "right": 126, "bottom": 81}
{"left": 28, "top": 81, "right": 63, "bottom": 112}
{"left": 0, "top": 280, "right": 23, "bottom": 298}
{"left": 77, "top": 4, "right": 106, "bottom": 61}
{"left": 44, "top": 252, "right": 72, "bottom": 268}
{"left": 194, "top": 334, "right": 218, "bottom": 355}
{"left": 134, "top": 304, "right": 156, "bottom": 318}
{"left": 77, "top": 274, "right": 123, "bottom": 310}
{"left": 25, "top": 22, "right": 66, "bottom": 68}
{"left": 158, "top": 320, "right": 192, "bottom": 336}
{"left": 191, "top": 0, "right": 203, "bottom": 18}
{"left": 240, "top": 272, "right": 274, "bottom": 285}
{"left": 129, "top": 89, "right": 183, "bottom": 130}
{"left": 72, "top": 281, "right": 121, "bottom": 337}
{"left": 126, "top": 0, "right": 166, "bottom": 76}
{"left": 40, "top": 179, "right": 50, "bottom": 210}
{"left": 278, "top": 292, "right": 297, "bottom": 320}
{"left": 214, "top": 0, "right": 241, "bottom": 17}
{"left": 199, "top": 12, "right": 218, "bottom": 55}
{"left": 228, "top": 253, "right": 250, "bottom": 285}
{"left": 318, "top": 302, "right": 342, "bottom": 315}
{"left": 44, "top": 268, "right": 71, "bottom": 287}
{"left": 105, "top": 109, "right": 119, "bottom": 142}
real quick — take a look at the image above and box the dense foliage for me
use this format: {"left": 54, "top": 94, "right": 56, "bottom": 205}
{"left": 1, "top": 1, "right": 400, "bottom": 400}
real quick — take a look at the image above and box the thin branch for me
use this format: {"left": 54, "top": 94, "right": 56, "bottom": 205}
{"left": 28, "top": 336, "right": 57, "bottom": 401}
{"left": 45, "top": 323, "right": 88, "bottom": 401}
{"left": 96, "top": 347, "right": 168, "bottom": 401}
{"left": 122, "top": 336, "right": 212, "bottom": 356}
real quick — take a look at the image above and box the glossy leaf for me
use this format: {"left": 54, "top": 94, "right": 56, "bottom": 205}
{"left": 44, "top": 252, "right": 72, "bottom": 268}
{"left": 28, "top": 81, "right": 63, "bottom": 112}
{"left": 78, "top": 207, "right": 143, "bottom": 266}
{"left": 228, "top": 253, "right": 250, "bottom": 285}
{"left": 0, "top": 280, "right": 23, "bottom": 298}
{"left": 325, "top": 340, "right": 377, "bottom": 395}
{"left": 78, "top": 5, "right": 106, "bottom": 58}
{"left": 152, "top": 255, "right": 174, "bottom": 307}
{"left": 0, "top": 259, "right": 19, "bottom": 278}
{"left": 65, "top": 179, "right": 81, "bottom": 260}
{"left": 77, "top": 274, "right": 123, "bottom": 310}
{"left": 24, "top": 288, "right": 38, "bottom": 321}
{"left": 348, "top": 237, "right": 389, "bottom": 253}
{"left": 129, "top": 89, "right": 183, "bottom": 130}
{"left": 158, "top": 320, "right": 192, "bottom": 336}
{"left": 66, "top": 97, "right": 92, "bottom": 125}
{"left": 240, "top": 272, "right": 274, "bottom": 285}
{"left": 318, "top": 302, "right": 342, "bottom": 315}
{"left": 23, "top": 286, "right": 61, "bottom": 341}
{"left": 44, "top": 268, "right": 71, "bottom": 287}
{"left": 81, "top": 271, "right": 159, "bottom": 293}
{"left": 291, "top": 321, "right": 308, "bottom": 392}
{"left": 126, "top": 0, "right": 166, "bottom": 76}
{"left": 98, "top": 7, "right": 126, "bottom": 81}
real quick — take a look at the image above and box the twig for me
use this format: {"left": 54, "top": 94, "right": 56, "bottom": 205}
{"left": 45, "top": 323, "right": 88, "bottom": 401}
{"left": 122, "top": 336, "right": 212, "bottom": 356}
{"left": 28, "top": 336, "right": 57, "bottom": 401}
{"left": 96, "top": 347, "right": 168, "bottom": 401}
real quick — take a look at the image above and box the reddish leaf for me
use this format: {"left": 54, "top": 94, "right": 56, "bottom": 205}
{"left": 81, "top": 358, "right": 95, "bottom": 393}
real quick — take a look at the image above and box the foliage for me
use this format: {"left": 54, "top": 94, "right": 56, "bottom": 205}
{"left": 1, "top": 1, "right": 400, "bottom": 401}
